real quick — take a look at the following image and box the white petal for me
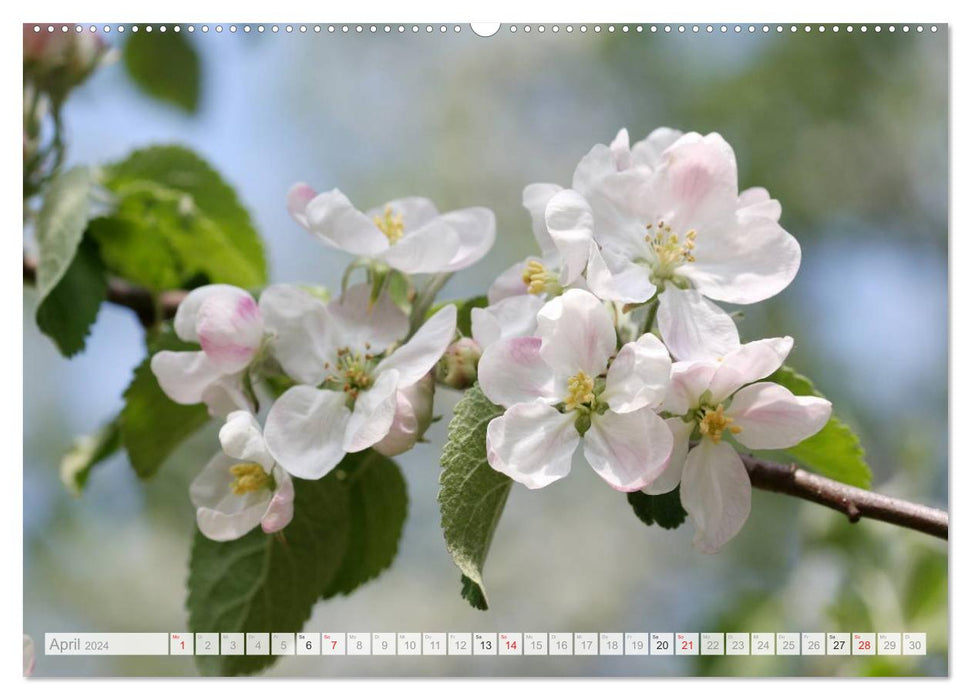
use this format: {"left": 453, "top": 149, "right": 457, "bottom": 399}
{"left": 150, "top": 350, "right": 222, "bottom": 405}
{"left": 478, "top": 336, "right": 559, "bottom": 407}
{"left": 344, "top": 369, "right": 400, "bottom": 452}
{"left": 173, "top": 284, "right": 254, "bottom": 344}
{"left": 194, "top": 289, "right": 263, "bottom": 373}
{"left": 545, "top": 189, "right": 595, "bottom": 284}
{"left": 737, "top": 186, "right": 782, "bottom": 222}
{"left": 643, "top": 417, "right": 694, "bottom": 494}
{"left": 536, "top": 289, "right": 616, "bottom": 379}
{"left": 264, "top": 387, "right": 351, "bottom": 479}
{"left": 684, "top": 215, "right": 801, "bottom": 304}
{"left": 379, "top": 219, "right": 461, "bottom": 274}
{"left": 602, "top": 333, "right": 672, "bottom": 413}
{"left": 470, "top": 295, "right": 543, "bottom": 349}
{"left": 190, "top": 453, "right": 270, "bottom": 541}
{"left": 522, "top": 183, "right": 563, "bottom": 257}
{"left": 657, "top": 287, "right": 740, "bottom": 362}
{"left": 367, "top": 197, "right": 438, "bottom": 229}
{"left": 486, "top": 403, "right": 579, "bottom": 489}
{"left": 373, "top": 373, "right": 435, "bottom": 457}
{"left": 260, "top": 284, "right": 331, "bottom": 386}
{"left": 680, "top": 440, "right": 751, "bottom": 553}
{"left": 609, "top": 128, "right": 631, "bottom": 171}
{"left": 330, "top": 283, "right": 409, "bottom": 355}
{"left": 585, "top": 244, "right": 656, "bottom": 304}
{"left": 375, "top": 304, "right": 456, "bottom": 387}
{"left": 630, "top": 127, "right": 684, "bottom": 169}
{"left": 584, "top": 407, "right": 674, "bottom": 492}
{"left": 299, "top": 188, "right": 390, "bottom": 256}
{"left": 660, "top": 360, "right": 719, "bottom": 415}
{"left": 286, "top": 182, "right": 316, "bottom": 229}
{"left": 261, "top": 466, "right": 295, "bottom": 534}
{"left": 708, "top": 336, "right": 794, "bottom": 403}
{"left": 219, "top": 410, "right": 274, "bottom": 470}
{"left": 487, "top": 259, "right": 529, "bottom": 304}
{"left": 728, "top": 382, "right": 832, "bottom": 450}
{"left": 199, "top": 375, "right": 251, "bottom": 417}
{"left": 572, "top": 143, "right": 618, "bottom": 194}
{"left": 437, "top": 207, "right": 496, "bottom": 272}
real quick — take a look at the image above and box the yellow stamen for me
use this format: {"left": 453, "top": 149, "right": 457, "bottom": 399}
{"left": 229, "top": 462, "right": 270, "bottom": 495}
{"left": 698, "top": 404, "right": 742, "bottom": 444}
{"left": 323, "top": 347, "right": 374, "bottom": 399}
{"left": 522, "top": 260, "right": 555, "bottom": 295}
{"left": 645, "top": 221, "right": 698, "bottom": 271}
{"left": 564, "top": 371, "right": 596, "bottom": 411}
{"left": 373, "top": 205, "right": 405, "bottom": 243}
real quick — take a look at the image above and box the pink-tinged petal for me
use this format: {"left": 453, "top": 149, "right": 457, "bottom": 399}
{"left": 684, "top": 215, "right": 800, "bottom": 304}
{"left": 366, "top": 197, "right": 438, "bottom": 229}
{"left": 585, "top": 244, "right": 656, "bottom": 304}
{"left": 264, "top": 387, "right": 351, "bottom": 480}
{"left": 173, "top": 284, "right": 252, "bottom": 343}
{"left": 737, "top": 186, "right": 782, "bottom": 222}
{"left": 195, "top": 289, "right": 263, "bottom": 373}
{"left": 708, "top": 337, "right": 794, "bottom": 404}
{"left": 437, "top": 207, "right": 496, "bottom": 272}
{"left": 486, "top": 403, "right": 579, "bottom": 489}
{"left": 728, "top": 382, "right": 832, "bottom": 450}
{"left": 261, "top": 466, "right": 295, "bottom": 534}
{"left": 487, "top": 259, "right": 530, "bottom": 304}
{"left": 470, "top": 294, "right": 543, "bottom": 349}
{"left": 150, "top": 350, "right": 223, "bottom": 405}
{"left": 478, "top": 336, "right": 559, "bottom": 407}
{"left": 299, "top": 188, "right": 390, "bottom": 256}
{"left": 260, "top": 284, "right": 331, "bottom": 386}
{"left": 344, "top": 369, "right": 400, "bottom": 452}
{"left": 572, "top": 143, "right": 618, "bottom": 195}
{"left": 545, "top": 189, "right": 595, "bottom": 284}
{"left": 609, "top": 128, "right": 632, "bottom": 171}
{"left": 680, "top": 440, "right": 751, "bottom": 553}
{"left": 536, "top": 289, "right": 616, "bottom": 379}
{"left": 657, "top": 287, "right": 740, "bottom": 362}
{"left": 373, "top": 373, "right": 435, "bottom": 457}
{"left": 196, "top": 503, "right": 267, "bottom": 542}
{"left": 602, "top": 333, "right": 672, "bottom": 413}
{"left": 286, "top": 182, "right": 317, "bottom": 229}
{"left": 630, "top": 127, "right": 684, "bottom": 169}
{"left": 643, "top": 417, "right": 694, "bottom": 495}
{"left": 329, "top": 283, "right": 409, "bottom": 355}
{"left": 523, "top": 183, "right": 563, "bottom": 257}
{"left": 584, "top": 407, "right": 674, "bottom": 492}
{"left": 375, "top": 304, "right": 456, "bottom": 387}
{"left": 219, "top": 411, "right": 274, "bottom": 470}
{"left": 379, "top": 217, "right": 462, "bottom": 274}
{"left": 660, "top": 360, "right": 719, "bottom": 415}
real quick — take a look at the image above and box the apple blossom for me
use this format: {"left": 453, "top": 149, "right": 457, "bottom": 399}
{"left": 373, "top": 372, "right": 436, "bottom": 457}
{"left": 286, "top": 184, "right": 495, "bottom": 275}
{"left": 264, "top": 284, "right": 456, "bottom": 479}
{"left": 191, "top": 411, "right": 295, "bottom": 542}
{"left": 436, "top": 337, "right": 482, "bottom": 389}
{"left": 646, "top": 337, "right": 832, "bottom": 553}
{"left": 478, "top": 289, "right": 673, "bottom": 492}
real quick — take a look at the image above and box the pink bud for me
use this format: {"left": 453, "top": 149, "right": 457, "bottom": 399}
{"left": 373, "top": 373, "right": 436, "bottom": 457}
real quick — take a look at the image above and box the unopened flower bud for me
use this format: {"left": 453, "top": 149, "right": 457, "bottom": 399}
{"left": 435, "top": 337, "right": 482, "bottom": 390}
{"left": 23, "top": 26, "right": 109, "bottom": 101}
{"left": 373, "top": 373, "right": 436, "bottom": 457}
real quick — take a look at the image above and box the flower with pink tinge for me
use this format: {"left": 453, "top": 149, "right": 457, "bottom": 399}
{"left": 286, "top": 184, "right": 495, "bottom": 275}
{"left": 478, "top": 289, "right": 673, "bottom": 492}
{"left": 191, "top": 411, "right": 294, "bottom": 541}
{"left": 647, "top": 337, "right": 832, "bottom": 553}
{"left": 373, "top": 372, "right": 436, "bottom": 457}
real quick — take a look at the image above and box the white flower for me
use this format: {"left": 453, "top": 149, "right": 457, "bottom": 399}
{"left": 264, "top": 284, "right": 456, "bottom": 479}
{"left": 478, "top": 289, "right": 673, "bottom": 492}
{"left": 647, "top": 337, "right": 832, "bottom": 553}
{"left": 470, "top": 294, "right": 544, "bottom": 350}
{"left": 151, "top": 285, "right": 266, "bottom": 416}
{"left": 373, "top": 372, "right": 436, "bottom": 457}
{"left": 191, "top": 411, "right": 295, "bottom": 541}
{"left": 287, "top": 184, "right": 495, "bottom": 274}
{"left": 548, "top": 131, "right": 800, "bottom": 361}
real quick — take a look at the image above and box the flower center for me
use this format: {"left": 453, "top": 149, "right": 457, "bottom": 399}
{"left": 698, "top": 403, "right": 741, "bottom": 444}
{"left": 645, "top": 220, "right": 697, "bottom": 281}
{"left": 324, "top": 347, "right": 375, "bottom": 399}
{"left": 373, "top": 206, "right": 405, "bottom": 244}
{"left": 521, "top": 260, "right": 561, "bottom": 296}
{"left": 229, "top": 462, "right": 271, "bottom": 495}
{"left": 564, "top": 370, "right": 596, "bottom": 411}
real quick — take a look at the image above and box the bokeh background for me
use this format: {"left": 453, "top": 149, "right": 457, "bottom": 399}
{"left": 23, "top": 24, "right": 948, "bottom": 677}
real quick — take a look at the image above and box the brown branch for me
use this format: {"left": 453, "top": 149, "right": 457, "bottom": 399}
{"left": 23, "top": 254, "right": 185, "bottom": 327}
{"left": 743, "top": 453, "right": 948, "bottom": 540}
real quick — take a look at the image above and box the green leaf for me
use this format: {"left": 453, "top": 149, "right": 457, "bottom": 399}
{"left": 60, "top": 417, "right": 122, "bottom": 496}
{"left": 121, "top": 330, "right": 210, "bottom": 478}
{"left": 101, "top": 145, "right": 267, "bottom": 288}
{"left": 626, "top": 487, "right": 687, "bottom": 530}
{"left": 766, "top": 365, "right": 872, "bottom": 488}
{"left": 35, "top": 238, "right": 107, "bottom": 356}
{"left": 323, "top": 451, "right": 408, "bottom": 598}
{"left": 439, "top": 384, "right": 510, "bottom": 610}
{"left": 33, "top": 166, "right": 96, "bottom": 302}
{"left": 188, "top": 472, "right": 352, "bottom": 676}
{"left": 122, "top": 29, "right": 200, "bottom": 113}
